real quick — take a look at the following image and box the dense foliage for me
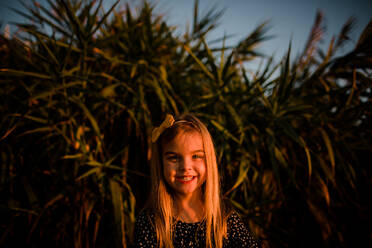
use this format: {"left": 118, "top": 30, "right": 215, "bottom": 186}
{"left": 0, "top": 0, "right": 371, "bottom": 247}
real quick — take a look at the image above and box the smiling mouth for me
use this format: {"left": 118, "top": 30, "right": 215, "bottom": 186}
{"left": 175, "top": 176, "right": 196, "bottom": 183}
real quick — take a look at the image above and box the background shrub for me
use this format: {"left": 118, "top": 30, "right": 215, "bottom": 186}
{"left": 0, "top": 0, "right": 371, "bottom": 247}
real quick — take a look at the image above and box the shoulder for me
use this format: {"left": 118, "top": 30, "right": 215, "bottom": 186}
{"left": 134, "top": 209, "right": 156, "bottom": 234}
{"left": 226, "top": 211, "right": 260, "bottom": 248}
{"left": 226, "top": 211, "right": 244, "bottom": 226}
{"left": 133, "top": 210, "right": 157, "bottom": 247}
{"left": 135, "top": 210, "right": 155, "bottom": 224}
{"left": 226, "top": 211, "right": 246, "bottom": 234}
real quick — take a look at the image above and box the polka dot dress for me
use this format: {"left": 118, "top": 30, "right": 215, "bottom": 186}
{"left": 133, "top": 211, "right": 259, "bottom": 247}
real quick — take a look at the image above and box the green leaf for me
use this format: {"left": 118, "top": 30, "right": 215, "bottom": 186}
{"left": 317, "top": 175, "right": 330, "bottom": 206}
{"left": 59, "top": 0, "right": 86, "bottom": 43}
{"left": 19, "top": 127, "right": 53, "bottom": 136}
{"left": 0, "top": 69, "right": 52, "bottom": 79}
{"left": 319, "top": 128, "right": 335, "bottom": 173}
{"left": 210, "top": 120, "right": 239, "bottom": 143}
{"left": 11, "top": 114, "right": 48, "bottom": 124}
{"left": 35, "top": 34, "right": 60, "bottom": 67}
{"left": 70, "top": 97, "right": 101, "bottom": 138}
{"left": 101, "top": 83, "right": 120, "bottom": 98}
{"left": 229, "top": 199, "right": 248, "bottom": 214}
{"left": 62, "top": 153, "right": 84, "bottom": 159}
{"left": 299, "top": 137, "right": 312, "bottom": 180}
{"left": 75, "top": 167, "right": 100, "bottom": 181}
{"left": 86, "top": 160, "right": 103, "bottom": 167}
{"left": 274, "top": 146, "right": 287, "bottom": 167}
{"left": 159, "top": 65, "right": 173, "bottom": 90}
{"left": 225, "top": 159, "right": 249, "bottom": 195}
{"left": 184, "top": 44, "right": 214, "bottom": 80}
{"left": 89, "top": 0, "right": 120, "bottom": 37}
{"left": 109, "top": 178, "right": 125, "bottom": 245}
{"left": 221, "top": 97, "right": 245, "bottom": 143}
{"left": 31, "top": 81, "right": 83, "bottom": 100}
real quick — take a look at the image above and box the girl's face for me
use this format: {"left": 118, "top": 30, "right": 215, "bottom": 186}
{"left": 162, "top": 131, "right": 206, "bottom": 198}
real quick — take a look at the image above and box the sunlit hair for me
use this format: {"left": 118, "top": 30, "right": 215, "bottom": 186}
{"left": 147, "top": 114, "right": 228, "bottom": 248}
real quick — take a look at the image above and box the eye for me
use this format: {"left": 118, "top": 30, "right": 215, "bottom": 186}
{"left": 192, "top": 153, "right": 204, "bottom": 160}
{"left": 166, "top": 154, "right": 179, "bottom": 162}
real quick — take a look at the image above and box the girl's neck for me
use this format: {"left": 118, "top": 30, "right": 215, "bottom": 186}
{"left": 174, "top": 193, "right": 204, "bottom": 223}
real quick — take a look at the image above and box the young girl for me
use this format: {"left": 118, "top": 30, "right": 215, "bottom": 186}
{"left": 134, "top": 114, "right": 259, "bottom": 248}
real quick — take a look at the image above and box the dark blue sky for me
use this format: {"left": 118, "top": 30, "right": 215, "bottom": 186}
{"left": 1, "top": 0, "right": 371, "bottom": 64}
{"left": 153, "top": 0, "right": 371, "bottom": 60}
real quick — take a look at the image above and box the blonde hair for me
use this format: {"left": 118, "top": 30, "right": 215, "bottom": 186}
{"left": 147, "top": 114, "right": 228, "bottom": 248}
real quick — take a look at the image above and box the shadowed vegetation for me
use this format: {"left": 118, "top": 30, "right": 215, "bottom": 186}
{"left": 0, "top": 0, "right": 371, "bottom": 247}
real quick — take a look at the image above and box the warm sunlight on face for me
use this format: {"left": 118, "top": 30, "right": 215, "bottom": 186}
{"left": 162, "top": 131, "right": 206, "bottom": 198}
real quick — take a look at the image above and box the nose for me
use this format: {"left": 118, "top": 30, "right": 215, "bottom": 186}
{"left": 178, "top": 157, "right": 192, "bottom": 171}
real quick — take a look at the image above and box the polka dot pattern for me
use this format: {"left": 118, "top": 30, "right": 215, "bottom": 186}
{"left": 133, "top": 211, "right": 259, "bottom": 247}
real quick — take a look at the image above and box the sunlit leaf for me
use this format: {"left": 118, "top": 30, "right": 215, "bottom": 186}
{"left": 75, "top": 167, "right": 100, "bottom": 181}
{"left": 0, "top": 68, "right": 52, "bottom": 79}
{"left": 210, "top": 120, "right": 239, "bottom": 143}
{"left": 319, "top": 128, "right": 335, "bottom": 173}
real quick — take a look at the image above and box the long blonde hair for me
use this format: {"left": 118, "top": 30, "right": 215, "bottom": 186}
{"left": 148, "top": 114, "right": 228, "bottom": 248}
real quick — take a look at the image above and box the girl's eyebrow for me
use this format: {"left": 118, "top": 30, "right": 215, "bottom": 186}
{"left": 164, "top": 151, "right": 177, "bottom": 155}
{"left": 164, "top": 150, "right": 204, "bottom": 155}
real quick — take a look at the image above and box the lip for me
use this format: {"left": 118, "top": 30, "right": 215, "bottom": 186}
{"left": 175, "top": 176, "right": 196, "bottom": 184}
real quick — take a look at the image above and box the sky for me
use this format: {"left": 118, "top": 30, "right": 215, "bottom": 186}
{"left": 0, "top": 0, "right": 371, "bottom": 65}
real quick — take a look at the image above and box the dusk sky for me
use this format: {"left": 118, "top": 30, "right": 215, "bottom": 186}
{"left": 1, "top": 0, "right": 371, "bottom": 65}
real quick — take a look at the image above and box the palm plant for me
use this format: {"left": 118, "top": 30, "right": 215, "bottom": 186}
{"left": 0, "top": 0, "right": 370, "bottom": 247}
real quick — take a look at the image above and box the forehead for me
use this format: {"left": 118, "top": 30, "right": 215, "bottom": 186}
{"left": 162, "top": 131, "right": 204, "bottom": 153}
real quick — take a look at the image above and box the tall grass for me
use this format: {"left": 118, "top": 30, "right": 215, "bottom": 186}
{"left": 0, "top": 0, "right": 371, "bottom": 247}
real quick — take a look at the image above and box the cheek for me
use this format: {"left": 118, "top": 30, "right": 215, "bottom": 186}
{"left": 162, "top": 162, "right": 175, "bottom": 181}
{"left": 162, "top": 158, "right": 169, "bottom": 173}
{"left": 198, "top": 161, "right": 207, "bottom": 181}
